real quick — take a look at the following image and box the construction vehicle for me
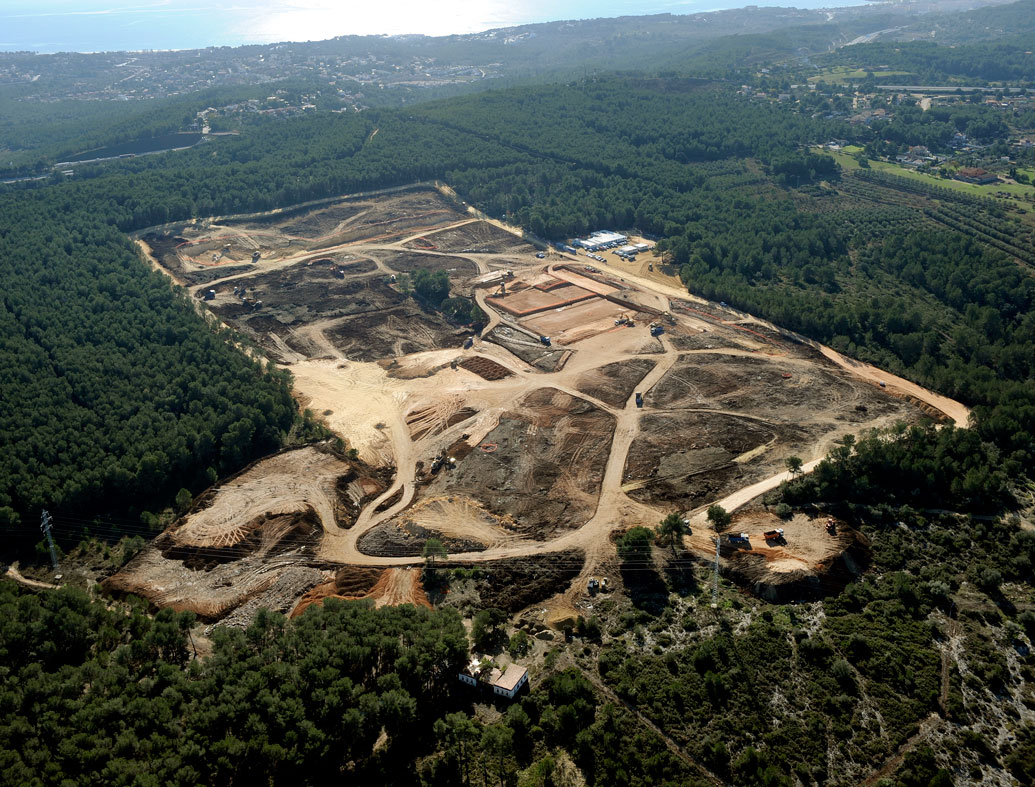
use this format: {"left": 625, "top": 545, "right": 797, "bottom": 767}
{"left": 494, "top": 280, "right": 507, "bottom": 297}
{"left": 251, "top": 250, "right": 261, "bottom": 262}
{"left": 763, "top": 529, "right": 785, "bottom": 542}
{"left": 614, "top": 314, "right": 633, "bottom": 327}
{"left": 826, "top": 519, "right": 837, "bottom": 535}
{"left": 635, "top": 392, "right": 643, "bottom": 408}
{"left": 536, "top": 251, "right": 546, "bottom": 259}
{"left": 430, "top": 453, "right": 456, "bottom": 474}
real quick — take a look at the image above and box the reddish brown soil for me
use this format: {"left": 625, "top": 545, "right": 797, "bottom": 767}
{"left": 459, "top": 357, "right": 514, "bottom": 380}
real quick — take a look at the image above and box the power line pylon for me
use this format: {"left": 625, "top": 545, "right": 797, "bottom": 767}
{"left": 40, "top": 510, "right": 59, "bottom": 575}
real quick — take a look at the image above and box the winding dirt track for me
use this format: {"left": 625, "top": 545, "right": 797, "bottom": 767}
{"left": 142, "top": 193, "right": 971, "bottom": 582}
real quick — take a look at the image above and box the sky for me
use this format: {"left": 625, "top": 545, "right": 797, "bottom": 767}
{"left": 0, "top": 0, "right": 862, "bottom": 53}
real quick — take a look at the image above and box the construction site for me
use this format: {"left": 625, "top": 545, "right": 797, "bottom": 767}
{"left": 114, "top": 184, "right": 972, "bottom": 628}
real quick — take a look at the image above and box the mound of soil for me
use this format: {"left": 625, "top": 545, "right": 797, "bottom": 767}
{"left": 407, "top": 404, "right": 478, "bottom": 440}
{"left": 160, "top": 508, "right": 322, "bottom": 570}
{"left": 625, "top": 411, "right": 794, "bottom": 510}
{"left": 427, "top": 388, "right": 615, "bottom": 539}
{"left": 358, "top": 518, "right": 489, "bottom": 557}
{"left": 324, "top": 305, "right": 467, "bottom": 362}
{"left": 381, "top": 251, "right": 478, "bottom": 279}
{"left": 485, "top": 325, "right": 568, "bottom": 372}
{"left": 411, "top": 221, "right": 533, "bottom": 254}
{"left": 219, "top": 567, "right": 328, "bottom": 627}
{"left": 279, "top": 204, "right": 368, "bottom": 239}
{"left": 291, "top": 566, "right": 384, "bottom": 617}
{"left": 574, "top": 358, "right": 655, "bottom": 408}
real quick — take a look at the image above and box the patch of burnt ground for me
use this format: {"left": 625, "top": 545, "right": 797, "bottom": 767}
{"left": 324, "top": 306, "right": 467, "bottom": 362}
{"left": 485, "top": 325, "right": 568, "bottom": 372}
{"left": 438, "top": 550, "right": 585, "bottom": 613}
{"left": 429, "top": 388, "right": 615, "bottom": 539}
{"left": 358, "top": 519, "right": 488, "bottom": 557}
{"left": 380, "top": 251, "right": 478, "bottom": 280}
{"left": 408, "top": 221, "right": 534, "bottom": 254}
{"left": 574, "top": 358, "right": 655, "bottom": 408}
{"left": 624, "top": 411, "right": 801, "bottom": 511}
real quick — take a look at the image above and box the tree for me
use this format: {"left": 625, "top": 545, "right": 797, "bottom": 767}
{"left": 657, "top": 512, "right": 689, "bottom": 555}
{"left": 434, "top": 712, "right": 481, "bottom": 787}
{"left": 423, "top": 537, "right": 447, "bottom": 564}
{"left": 412, "top": 268, "right": 450, "bottom": 307}
{"left": 508, "top": 630, "right": 531, "bottom": 657}
{"left": 617, "top": 526, "right": 654, "bottom": 565}
{"left": 423, "top": 537, "right": 449, "bottom": 589}
{"left": 472, "top": 608, "right": 508, "bottom": 652}
{"left": 174, "top": 487, "right": 193, "bottom": 513}
{"left": 707, "top": 504, "right": 732, "bottom": 532}
{"left": 785, "top": 456, "right": 803, "bottom": 477}
{"left": 481, "top": 724, "right": 514, "bottom": 787}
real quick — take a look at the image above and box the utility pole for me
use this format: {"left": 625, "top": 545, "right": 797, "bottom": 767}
{"left": 40, "top": 510, "right": 59, "bottom": 575}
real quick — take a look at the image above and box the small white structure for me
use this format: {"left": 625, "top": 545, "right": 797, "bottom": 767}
{"left": 492, "top": 664, "right": 529, "bottom": 700}
{"left": 573, "top": 230, "right": 628, "bottom": 251}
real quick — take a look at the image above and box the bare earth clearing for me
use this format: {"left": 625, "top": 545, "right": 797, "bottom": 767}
{"left": 115, "top": 185, "right": 970, "bottom": 625}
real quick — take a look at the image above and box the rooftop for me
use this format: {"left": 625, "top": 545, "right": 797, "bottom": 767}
{"left": 493, "top": 664, "right": 528, "bottom": 692}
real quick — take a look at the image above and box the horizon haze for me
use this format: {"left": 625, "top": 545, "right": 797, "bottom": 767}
{"left": 1, "top": 0, "right": 863, "bottom": 53}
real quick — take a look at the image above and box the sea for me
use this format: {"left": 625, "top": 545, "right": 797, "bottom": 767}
{"left": 0, "top": 0, "right": 863, "bottom": 54}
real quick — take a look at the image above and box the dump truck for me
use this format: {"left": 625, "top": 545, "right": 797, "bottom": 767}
{"left": 649, "top": 323, "right": 664, "bottom": 337}
{"left": 588, "top": 579, "right": 599, "bottom": 595}
{"left": 540, "top": 336, "right": 552, "bottom": 347}
{"left": 463, "top": 337, "right": 474, "bottom": 349}
{"left": 727, "top": 533, "right": 750, "bottom": 545}
{"left": 635, "top": 392, "right": 643, "bottom": 408}
{"left": 763, "top": 529, "right": 785, "bottom": 542}
{"left": 826, "top": 519, "right": 837, "bottom": 535}
{"left": 252, "top": 251, "right": 261, "bottom": 262}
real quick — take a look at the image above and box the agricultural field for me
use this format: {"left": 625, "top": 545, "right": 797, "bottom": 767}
{"left": 820, "top": 146, "right": 1035, "bottom": 199}
{"left": 115, "top": 186, "right": 968, "bottom": 628}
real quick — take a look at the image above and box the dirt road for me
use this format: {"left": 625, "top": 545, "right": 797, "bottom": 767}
{"left": 4, "top": 562, "right": 60, "bottom": 590}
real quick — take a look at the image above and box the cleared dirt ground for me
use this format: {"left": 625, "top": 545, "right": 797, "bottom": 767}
{"left": 127, "top": 186, "right": 971, "bottom": 624}
{"left": 686, "top": 509, "right": 867, "bottom": 601}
